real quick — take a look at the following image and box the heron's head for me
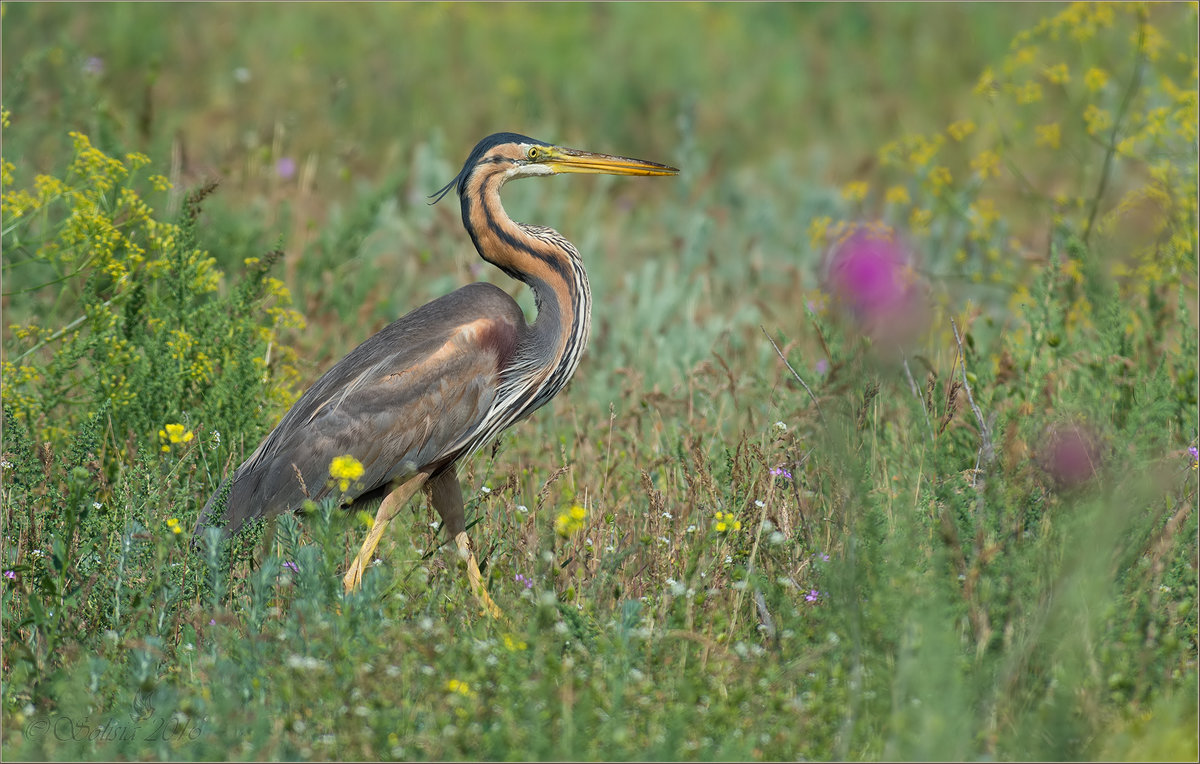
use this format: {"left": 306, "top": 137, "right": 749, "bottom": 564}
{"left": 431, "top": 132, "right": 678, "bottom": 204}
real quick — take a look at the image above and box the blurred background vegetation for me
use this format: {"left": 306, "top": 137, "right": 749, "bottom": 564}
{"left": 2, "top": 2, "right": 1197, "bottom": 761}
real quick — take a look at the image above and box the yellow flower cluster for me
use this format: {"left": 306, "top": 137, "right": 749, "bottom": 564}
{"left": 329, "top": 455, "right": 365, "bottom": 493}
{"left": 1084, "top": 67, "right": 1109, "bottom": 91}
{"left": 713, "top": 511, "right": 741, "bottom": 534}
{"left": 885, "top": 185, "right": 911, "bottom": 205}
{"left": 554, "top": 505, "right": 587, "bottom": 538}
{"left": 166, "top": 517, "right": 183, "bottom": 535}
{"left": 159, "top": 423, "right": 195, "bottom": 452}
{"left": 925, "top": 166, "right": 953, "bottom": 197}
{"left": 1083, "top": 104, "right": 1112, "bottom": 136}
{"left": 946, "top": 120, "right": 976, "bottom": 142}
{"left": 1035, "top": 122, "right": 1062, "bottom": 149}
{"left": 970, "top": 150, "right": 1001, "bottom": 180}
{"left": 841, "top": 181, "right": 869, "bottom": 202}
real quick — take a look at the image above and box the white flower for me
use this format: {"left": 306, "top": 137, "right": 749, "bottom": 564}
{"left": 286, "top": 654, "right": 326, "bottom": 671}
{"left": 516, "top": 505, "right": 529, "bottom": 514}
{"left": 773, "top": 421, "right": 788, "bottom": 432}
{"left": 661, "top": 511, "right": 673, "bottom": 519}
{"left": 479, "top": 486, "right": 491, "bottom": 494}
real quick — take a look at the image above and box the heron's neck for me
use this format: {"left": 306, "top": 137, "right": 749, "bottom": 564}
{"left": 460, "top": 175, "right": 592, "bottom": 390}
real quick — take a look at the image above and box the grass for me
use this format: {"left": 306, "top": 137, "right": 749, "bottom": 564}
{"left": 2, "top": 2, "right": 1198, "bottom": 761}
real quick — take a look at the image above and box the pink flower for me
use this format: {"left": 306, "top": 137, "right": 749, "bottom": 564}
{"left": 1039, "top": 422, "right": 1101, "bottom": 488}
{"left": 823, "top": 227, "right": 927, "bottom": 347}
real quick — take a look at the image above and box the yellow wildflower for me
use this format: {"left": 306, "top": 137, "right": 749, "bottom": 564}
{"left": 974, "top": 67, "right": 998, "bottom": 98}
{"left": 166, "top": 517, "right": 183, "bottom": 535}
{"left": 554, "top": 505, "right": 587, "bottom": 537}
{"left": 1084, "top": 67, "right": 1109, "bottom": 92}
{"left": 713, "top": 511, "right": 741, "bottom": 534}
{"left": 841, "top": 181, "right": 869, "bottom": 202}
{"left": 1042, "top": 62, "right": 1070, "bottom": 85}
{"left": 159, "top": 423, "right": 194, "bottom": 452}
{"left": 971, "top": 150, "right": 1001, "bottom": 180}
{"left": 1014, "top": 80, "right": 1043, "bottom": 104}
{"left": 1035, "top": 122, "right": 1061, "bottom": 149}
{"left": 1136, "top": 24, "right": 1166, "bottom": 62}
{"left": 330, "top": 455, "right": 365, "bottom": 493}
{"left": 907, "top": 135, "right": 943, "bottom": 168}
{"left": 1062, "top": 258, "right": 1084, "bottom": 285}
{"left": 885, "top": 185, "right": 910, "bottom": 205}
{"left": 968, "top": 199, "right": 999, "bottom": 235}
{"left": 947, "top": 120, "right": 976, "bottom": 142}
{"left": 909, "top": 207, "right": 933, "bottom": 234}
{"left": 1084, "top": 105, "right": 1112, "bottom": 135}
{"left": 926, "top": 166, "right": 953, "bottom": 196}
{"left": 808, "top": 216, "right": 832, "bottom": 251}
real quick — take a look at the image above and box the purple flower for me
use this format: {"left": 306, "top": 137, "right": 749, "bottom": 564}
{"left": 3, "top": 570, "right": 15, "bottom": 580}
{"left": 823, "top": 227, "right": 927, "bottom": 346}
{"left": 1188, "top": 446, "right": 1198, "bottom": 470}
{"left": 770, "top": 466, "right": 793, "bottom": 480}
{"left": 514, "top": 573, "right": 533, "bottom": 590}
{"left": 83, "top": 57, "right": 104, "bottom": 75}
{"left": 805, "top": 589, "right": 820, "bottom": 603}
{"left": 815, "top": 358, "right": 829, "bottom": 376}
{"left": 276, "top": 157, "right": 297, "bottom": 180}
{"left": 282, "top": 561, "right": 300, "bottom": 573}
{"left": 1039, "top": 422, "right": 1101, "bottom": 488}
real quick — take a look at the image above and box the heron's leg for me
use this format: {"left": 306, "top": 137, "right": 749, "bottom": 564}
{"left": 428, "top": 469, "right": 502, "bottom": 618}
{"left": 342, "top": 471, "right": 431, "bottom": 593}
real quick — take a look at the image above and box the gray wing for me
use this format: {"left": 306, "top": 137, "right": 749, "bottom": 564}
{"left": 197, "top": 282, "right": 524, "bottom": 536}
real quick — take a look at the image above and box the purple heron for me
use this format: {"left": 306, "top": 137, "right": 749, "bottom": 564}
{"left": 195, "top": 133, "right": 677, "bottom": 615}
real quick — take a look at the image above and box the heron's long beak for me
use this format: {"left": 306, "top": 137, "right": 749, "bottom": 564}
{"left": 543, "top": 147, "right": 679, "bottom": 176}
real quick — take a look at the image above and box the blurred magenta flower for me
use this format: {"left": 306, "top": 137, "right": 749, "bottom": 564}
{"left": 276, "top": 157, "right": 297, "bottom": 180}
{"left": 823, "top": 226, "right": 927, "bottom": 347}
{"left": 1038, "top": 422, "right": 1102, "bottom": 488}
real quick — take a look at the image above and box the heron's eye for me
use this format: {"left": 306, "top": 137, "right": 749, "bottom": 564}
{"left": 527, "top": 146, "right": 541, "bottom": 160}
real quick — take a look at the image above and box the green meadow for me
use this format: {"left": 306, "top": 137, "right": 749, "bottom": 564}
{"left": 2, "top": 2, "right": 1197, "bottom": 760}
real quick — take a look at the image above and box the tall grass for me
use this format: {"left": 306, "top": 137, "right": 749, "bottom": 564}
{"left": 3, "top": 3, "right": 1197, "bottom": 761}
